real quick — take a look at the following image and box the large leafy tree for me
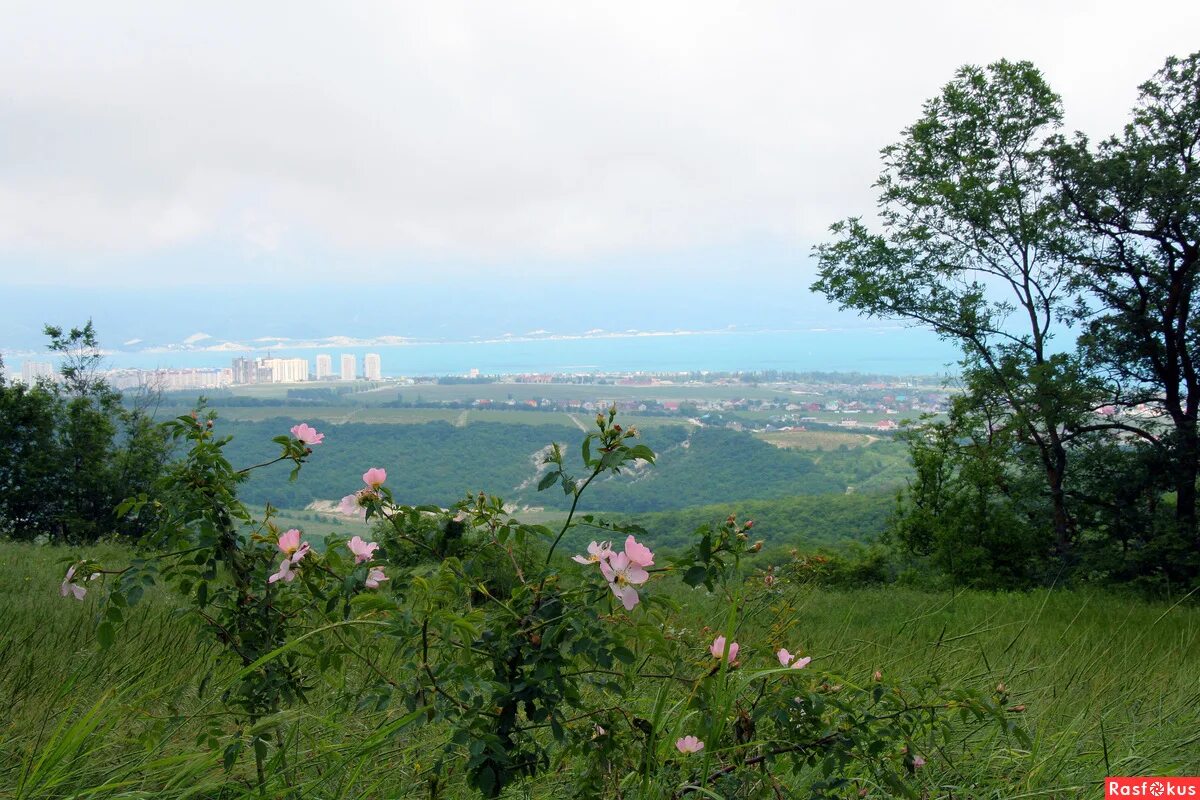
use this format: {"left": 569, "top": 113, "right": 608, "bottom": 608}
{"left": 1052, "top": 51, "right": 1200, "bottom": 560}
{"left": 813, "top": 60, "right": 1097, "bottom": 557}
{"left": 0, "top": 357, "right": 63, "bottom": 538}
{"left": 44, "top": 321, "right": 123, "bottom": 540}
{"left": 0, "top": 323, "right": 170, "bottom": 542}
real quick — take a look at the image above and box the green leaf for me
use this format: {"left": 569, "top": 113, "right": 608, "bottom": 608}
{"left": 612, "top": 646, "right": 636, "bottom": 665}
{"left": 222, "top": 740, "right": 242, "bottom": 772}
{"left": 96, "top": 621, "right": 115, "bottom": 650}
{"left": 252, "top": 736, "right": 268, "bottom": 765}
{"left": 627, "top": 444, "right": 656, "bottom": 463}
{"left": 683, "top": 566, "right": 708, "bottom": 587}
{"left": 536, "top": 470, "right": 559, "bottom": 492}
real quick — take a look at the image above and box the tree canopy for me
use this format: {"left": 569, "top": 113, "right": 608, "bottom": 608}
{"left": 814, "top": 51, "right": 1200, "bottom": 588}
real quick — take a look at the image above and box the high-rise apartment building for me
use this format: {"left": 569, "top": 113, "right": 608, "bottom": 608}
{"left": 340, "top": 354, "right": 356, "bottom": 381}
{"left": 315, "top": 354, "right": 333, "bottom": 380}
{"left": 232, "top": 357, "right": 255, "bottom": 385}
{"left": 234, "top": 356, "right": 310, "bottom": 384}
{"left": 20, "top": 361, "right": 55, "bottom": 384}
{"left": 262, "top": 358, "right": 310, "bottom": 383}
{"left": 364, "top": 353, "right": 382, "bottom": 381}
{"left": 115, "top": 368, "right": 233, "bottom": 391}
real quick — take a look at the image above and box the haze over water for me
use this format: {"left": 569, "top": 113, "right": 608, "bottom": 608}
{"left": 84, "top": 328, "right": 962, "bottom": 378}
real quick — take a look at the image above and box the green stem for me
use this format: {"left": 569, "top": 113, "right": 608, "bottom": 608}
{"left": 237, "top": 455, "right": 290, "bottom": 475}
{"left": 544, "top": 468, "right": 602, "bottom": 567}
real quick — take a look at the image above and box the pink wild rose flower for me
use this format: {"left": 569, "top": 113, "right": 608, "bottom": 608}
{"left": 338, "top": 493, "right": 363, "bottom": 517}
{"left": 675, "top": 736, "right": 704, "bottom": 754}
{"left": 269, "top": 558, "right": 297, "bottom": 584}
{"left": 710, "top": 635, "right": 739, "bottom": 663}
{"left": 362, "top": 467, "right": 387, "bottom": 489}
{"left": 778, "top": 647, "right": 811, "bottom": 669}
{"left": 339, "top": 490, "right": 375, "bottom": 519}
{"left": 290, "top": 423, "right": 324, "bottom": 445}
{"left": 276, "top": 529, "right": 310, "bottom": 561}
{"left": 60, "top": 565, "right": 87, "bottom": 600}
{"left": 348, "top": 535, "right": 379, "bottom": 564}
{"left": 598, "top": 551, "right": 649, "bottom": 610}
{"left": 365, "top": 567, "right": 389, "bottom": 589}
{"left": 572, "top": 540, "right": 613, "bottom": 565}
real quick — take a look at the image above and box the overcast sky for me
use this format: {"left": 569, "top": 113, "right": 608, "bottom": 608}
{"left": 2, "top": 1, "right": 1198, "bottom": 295}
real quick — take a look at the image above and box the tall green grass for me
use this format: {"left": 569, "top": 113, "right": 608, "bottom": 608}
{"left": 2, "top": 542, "right": 1197, "bottom": 798}
{"left": 736, "top": 585, "right": 1200, "bottom": 796}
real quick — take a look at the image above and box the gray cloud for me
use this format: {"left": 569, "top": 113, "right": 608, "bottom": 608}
{"left": 2, "top": 1, "right": 1198, "bottom": 283}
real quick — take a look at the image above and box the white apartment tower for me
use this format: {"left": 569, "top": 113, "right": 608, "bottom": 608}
{"left": 315, "top": 354, "right": 333, "bottom": 380}
{"left": 364, "top": 353, "right": 382, "bottom": 381}
{"left": 340, "top": 354, "right": 356, "bottom": 381}
{"left": 20, "top": 361, "right": 55, "bottom": 384}
{"left": 263, "top": 358, "right": 309, "bottom": 383}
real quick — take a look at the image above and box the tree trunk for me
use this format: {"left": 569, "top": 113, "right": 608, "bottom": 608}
{"left": 1174, "top": 421, "right": 1199, "bottom": 550}
{"left": 1047, "top": 464, "right": 1072, "bottom": 557}
{"left": 1045, "top": 428, "right": 1074, "bottom": 558}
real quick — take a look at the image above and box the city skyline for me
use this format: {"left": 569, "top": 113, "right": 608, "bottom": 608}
{"left": 7, "top": 351, "right": 388, "bottom": 390}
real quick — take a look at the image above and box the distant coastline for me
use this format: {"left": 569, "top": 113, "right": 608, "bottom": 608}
{"left": 4, "top": 327, "right": 963, "bottom": 378}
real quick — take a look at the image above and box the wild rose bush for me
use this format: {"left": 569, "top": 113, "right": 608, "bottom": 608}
{"left": 66, "top": 405, "right": 1023, "bottom": 798}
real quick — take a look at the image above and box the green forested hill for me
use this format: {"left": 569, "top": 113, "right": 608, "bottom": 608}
{"left": 217, "top": 417, "right": 910, "bottom": 514}
{"left": 549, "top": 491, "right": 896, "bottom": 558}
{"left": 622, "top": 492, "right": 895, "bottom": 551}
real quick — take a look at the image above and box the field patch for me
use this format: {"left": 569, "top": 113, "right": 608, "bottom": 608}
{"left": 755, "top": 429, "right": 878, "bottom": 450}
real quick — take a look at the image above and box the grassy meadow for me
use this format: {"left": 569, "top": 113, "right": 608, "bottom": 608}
{"left": 753, "top": 430, "right": 879, "bottom": 451}
{"left": 3, "top": 540, "right": 1197, "bottom": 798}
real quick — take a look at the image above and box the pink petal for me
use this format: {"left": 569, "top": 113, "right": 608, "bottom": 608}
{"left": 338, "top": 494, "right": 367, "bottom": 519}
{"left": 598, "top": 559, "right": 616, "bottom": 582}
{"left": 711, "top": 635, "right": 726, "bottom": 659}
{"left": 778, "top": 648, "right": 793, "bottom": 667}
{"left": 610, "top": 582, "right": 639, "bottom": 610}
{"left": 571, "top": 555, "right": 592, "bottom": 564}
{"left": 624, "top": 535, "right": 654, "bottom": 567}
{"left": 348, "top": 536, "right": 379, "bottom": 563}
{"left": 791, "top": 656, "right": 811, "bottom": 670}
{"left": 290, "top": 423, "right": 325, "bottom": 445}
{"left": 623, "top": 565, "right": 649, "bottom": 585}
{"left": 268, "top": 559, "right": 293, "bottom": 584}
{"left": 365, "top": 567, "right": 388, "bottom": 589}
{"left": 278, "top": 529, "right": 301, "bottom": 555}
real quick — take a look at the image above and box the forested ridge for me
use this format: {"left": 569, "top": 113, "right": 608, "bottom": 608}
{"left": 218, "top": 418, "right": 910, "bottom": 514}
